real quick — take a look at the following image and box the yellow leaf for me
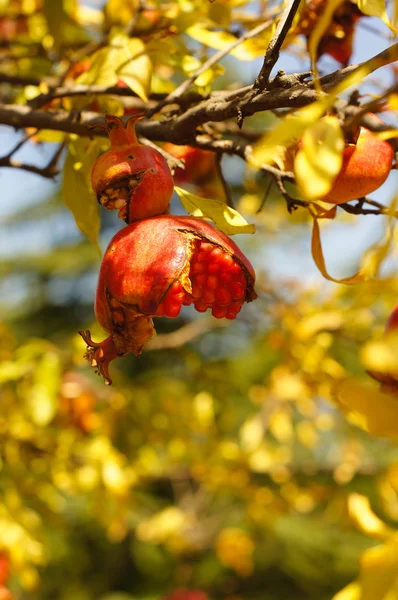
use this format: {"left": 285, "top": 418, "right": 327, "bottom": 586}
{"left": 336, "top": 377, "right": 398, "bottom": 439}
{"left": 361, "top": 333, "right": 398, "bottom": 376}
{"left": 358, "top": 0, "right": 397, "bottom": 32}
{"left": 174, "top": 186, "right": 255, "bottom": 235}
{"left": 311, "top": 216, "right": 394, "bottom": 284}
{"left": 295, "top": 116, "right": 344, "bottom": 200}
{"left": 186, "top": 24, "right": 272, "bottom": 60}
{"left": 78, "top": 34, "right": 152, "bottom": 102}
{"left": 348, "top": 494, "right": 393, "bottom": 539}
{"left": 376, "top": 129, "right": 398, "bottom": 141}
{"left": 360, "top": 540, "right": 398, "bottom": 600}
{"left": 63, "top": 138, "right": 101, "bottom": 249}
{"left": 331, "top": 582, "right": 361, "bottom": 600}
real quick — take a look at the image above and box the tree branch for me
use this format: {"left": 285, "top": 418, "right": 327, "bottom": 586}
{"left": 254, "top": 0, "right": 302, "bottom": 90}
{"left": 147, "top": 17, "right": 273, "bottom": 118}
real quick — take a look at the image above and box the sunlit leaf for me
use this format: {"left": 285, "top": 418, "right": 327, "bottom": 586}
{"left": 358, "top": 0, "right": 396, "bottom": 31}
{"left": 63, "top": 138, "right": 101, "bottom": 249}
{"left": 348, "top": 494, "right": 393, "bottom": 539}
{"left": 361, "top": 333, "right": 398, "bottom": 376}
{"left": 360, "top": 540, "right": 398, "bottom": 600}
{"left": 295, "top": 116, "right": 344, "bottom": 200}
{"left": 78, "top": 34, "right": 152, "bottom": 101}
{"left": 186, "top": 23, "right": 272, "bottom": 60}
{"left": 332, "top": 582, "right": 361, "bottom": 600}
{"left": 311, "top": 216, "right": 394, "bottom": 284}
{"left": 336, "top": 377, "right": 398, "bottom": 439}
{"left": 27, "top": 351, "right": 61, "bottom": 426}
{"left": 174, "top": 186, "right": 255, "bottom": 235}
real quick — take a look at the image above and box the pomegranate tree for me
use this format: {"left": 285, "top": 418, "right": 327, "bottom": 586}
{"left": 80, "top": 215, "right": 257, "bottom": 384}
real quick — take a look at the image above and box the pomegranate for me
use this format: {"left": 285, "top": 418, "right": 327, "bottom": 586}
{"left": 79, "top": 216, "right": 257, "bottom": 384}
{"left": 0, "top": 555, "right": 10, "bottom": 587}
{"left": 91, "top": 115, "right": 174, "bottom": 222}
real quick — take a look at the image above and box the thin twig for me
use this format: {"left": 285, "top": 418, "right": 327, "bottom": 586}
{"left": 147, "top": 18, "right": 273, "bottom": 118}
{"left": 146, "top": 317, "right": 229, "bottom": 350}
{"left": 0, "top": 140, "right": 66, "bottom": 178}
{"left": 254, "top": 0, "right": 302, "bottom": 90}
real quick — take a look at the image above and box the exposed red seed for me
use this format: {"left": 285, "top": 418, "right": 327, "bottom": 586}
{"left": 216, "top": 287, "right": 232, "bottom": 305}
{"left": 192, "top": 262, "right": 207, "bottom": 274}
{"left": 170, "top": 281, "right": 182, "bottom": 294}
{"left": 208, "top": 261, "right": 221, "bottom": 273}
{"left": 156, "top": 304, "right": 165, "bottom": 317}
{"left": 164, "top": 302, "right": 182, "bottom": 318}
{"left": 196, "top": 250, "right": 210, "bottom": 263}
{"left": 191, "top": 284, "right": 203, "bottom": 298}
{"left": 206, "top": 275, "right": 219, "bottom": 290}
{"left": 219, "top": 253, "right": 234, "bottom": 269}
{"left": 210, "top": 247, "right": 223, "bottom": 260}
{"left": 229, "top": 263, "right": 242, "bottom": 275}
{"left": 201, "top": 242, "right": 213, "bottom": 253}
{"left": 195, "top": 299, "right": 208, "bottom": 312}
{"left": 212, "top": 304, "right": 227, "bottom": 318}
{"left": 231, "top": 282, "right": 245, "bottom": 300}
{"left": 226, "top": 302, "right": 242, "bottom": 319}
{"left": 194, "top": 273, "right": 207, "bottom": 286}
{"left": 202, "top": 288, "right": 216, "bottom": 304}
{"left": 220, "top": 271, "right": 233, "bottom": 284}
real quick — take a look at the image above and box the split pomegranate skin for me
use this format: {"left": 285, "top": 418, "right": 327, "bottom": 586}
{"left": 80, "top": 216, "right": 257, "bottom": 384}
{"left": 91, "top": 115, "right": 174, "bottom": 222}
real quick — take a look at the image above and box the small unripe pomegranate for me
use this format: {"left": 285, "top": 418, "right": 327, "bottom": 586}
{"left": 162, "top": 590, "right": 208, "bottom": 600}
{"left": 367, "top": 305, "right": 398, "bottom": 394}
{"left": 320, "top": 119, "right": 394, "bottom": 204}
{"left": 79, "top": 216, "right": 257, "bottom": 384}
{"left": 91, "top": 115, "right": 174, "bottom": 222}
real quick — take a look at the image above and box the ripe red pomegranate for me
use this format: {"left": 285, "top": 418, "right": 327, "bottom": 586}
{"left": 163, "top": 143, "right": 216, "bottom": 185}
{"left": 79, "top": 216, "right": 257, "bottom": 384}
{"left": 91, "top": 115, "right": 174, "bottom": 222}
{"left": 162, "top": 590, "right": 208, "bottom": 600}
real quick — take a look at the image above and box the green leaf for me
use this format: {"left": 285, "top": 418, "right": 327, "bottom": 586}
{"left": 27, "top": 351, "right": 62, "bottom": 427}
{"left": 174, "top": 186, "right": 255, "bottom": 235}
{"left": 63, "top": 138, "right": 101, "bottom": 249}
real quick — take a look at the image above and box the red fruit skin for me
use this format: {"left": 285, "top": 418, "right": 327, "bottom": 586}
{"left": 162, "top": 590, "right": 208, "bottom": 600}
{"left": 80, "top": 216, "right": 257, "bottom": 384}
{"left": 91, "top": 115, "right": 174, "bottom": 222}
{"left": 321, "top": 124, "right": 394, "bottom": 204}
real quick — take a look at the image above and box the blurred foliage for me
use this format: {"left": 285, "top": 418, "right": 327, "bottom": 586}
{"left": 1, "top": 0, "right": 398, "bottom": 598}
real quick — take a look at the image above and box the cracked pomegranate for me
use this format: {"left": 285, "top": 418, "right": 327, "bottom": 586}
{"left": 79, "top": 215, "right": 257, "bottom": 384}
{"left": 91, "top": 115, "right": 174, "bottom": 222}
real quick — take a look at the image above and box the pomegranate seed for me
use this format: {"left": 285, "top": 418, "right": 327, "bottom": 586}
{"left": 202, "top": 288, "right": 216, "bottom": 304}
{"left": 164, "top": 302, "right": 182, "bottom": 318}
{"left": 195, "top": 299, "right": 208, "bottom": 312}
{"left": 212, "top": 304, "right": 227, "bottom": 318}
{"left": 192, "top": 262, "right": 207, "bottom": 274}
{"left": 231, "top": 282, "right": 245, "bottom": 300}
{"left": 201, "top": 242, "right": 213, "bottom": 253}
{"left": 220, "top": 271, "right": 233, "bottom": 284}
{"left": 206, "top": 275, "right": 219, "bottom": 290}
{"left": 216, "top": 287, "right": 232, "bottom": 305}
{"left": 192, "top": 284, "right": 203, "bottom": 298}
{"left": 194, "top": 273, "right": 207, "bottom": 286}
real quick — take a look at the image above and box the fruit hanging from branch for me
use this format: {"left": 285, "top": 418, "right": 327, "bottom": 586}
{"left": 91, "top": 115, "right": 174, "bottom": 222}
{"left": 294, "top": 116, "right": 394, "bottom": 204}
{"left": 79, "top": 215, "right": 257, "bottom": 384}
